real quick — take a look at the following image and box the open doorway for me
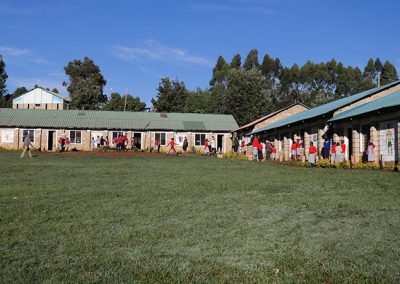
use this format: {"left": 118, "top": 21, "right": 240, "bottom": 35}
{"left": 132, "top": 132, "right": 142, "bottom": 149}
{"left": 48, "top": 131, "right": 55, "bottom": 151}
{"left": 217, "top": 134, "right": 224, "bottom": 153}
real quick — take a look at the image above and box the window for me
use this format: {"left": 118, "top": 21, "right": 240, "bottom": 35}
{"left": 195, "top": 133, "right": 206, "bottom": 146}
{"left": 22, "top": 129, "right": 35, "bottom": 143}
{"left": 35, "top": 104, "right": 40, "bottom": 107}
{"left": 112, "top": 131, "right": 124, "bottom": 140}
{"left": 154, "top": 133, "right": 166, "bottom": 146}
{"left": 70, "top": 130, "right": 82, "bottom": 143}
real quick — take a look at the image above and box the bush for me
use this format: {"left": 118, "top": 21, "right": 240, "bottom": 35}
{"left": 315, "top": 159, "right": 335, "bottom": 168}
{"left": 287, "top": 159, "right": 306, "bottom": 167}
{"left": 220, "top": 152, "right": 248, "bottom": 160}
{"left": 352, "top": 162, "right": 380, "bottom": 170}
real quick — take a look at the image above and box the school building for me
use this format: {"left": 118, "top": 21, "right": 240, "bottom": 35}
{"left": 250, "top": 80, "right": 400, "bottom": 165}
{"left": 12, "top": 87, "right": 70, "bottom": 110}
{"left": 232, "top": 103, "right": 309, "bottom": 139}
{"left": 0, "top": 109, "right": 238, "bottom": 153}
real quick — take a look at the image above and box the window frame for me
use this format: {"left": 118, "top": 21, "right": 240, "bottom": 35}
{"left": 194, "top": 133, "right": 206, "bottom": 146}
{"left": 154, "top": 132, "right": 166, "bottom": 146}
{"left": 22, "top": 129, "right": 35, "bottom": 143}
{"left": 70, "top": 130, "right": 82, "bottom": 144}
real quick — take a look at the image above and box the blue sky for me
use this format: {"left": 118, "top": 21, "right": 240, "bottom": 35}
{"left": 1, "top": 0, "right": 399, "bottom": 106}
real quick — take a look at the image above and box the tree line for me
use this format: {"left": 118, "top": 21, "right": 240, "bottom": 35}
{"left": 0, "top": 51, "right": 398, "bottom": 126}
{"left": 152, "top": 50, "right": 398, "bottom": 125}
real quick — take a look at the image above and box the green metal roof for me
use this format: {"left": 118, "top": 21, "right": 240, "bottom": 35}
{"left": 251, "top": 80, "right": 400, "bottom": 135}
{"left": 329, "top": 90, "right": 400, "bottom": 122}
{"left": 0, "top": 109, "right": 238, "bottom": 131}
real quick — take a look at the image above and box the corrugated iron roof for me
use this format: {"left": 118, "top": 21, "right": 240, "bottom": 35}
{"left": 329, "top": 90, "right": 400, "bottom": 122}
{"left": 251, "top": 80, "right": 400, "bottom": 135}
{"left": 0, "top": 109, "right": 238, "bottom": 131}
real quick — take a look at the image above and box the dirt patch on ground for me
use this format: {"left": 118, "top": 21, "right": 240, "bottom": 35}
{"left": 39, "top": 150, "right": 194, "bottom": 158}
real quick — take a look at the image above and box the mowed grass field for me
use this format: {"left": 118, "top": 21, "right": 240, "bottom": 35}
{"left": 0, "top": 151, "right": 399, "bottom": 283}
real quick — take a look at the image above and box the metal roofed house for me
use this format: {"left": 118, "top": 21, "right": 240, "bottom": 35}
{"left": 12, "top": 87, "right": 70, "bottom": 110}
{"left": 0, "top": 109, "right": 239, "bottom": 153}
{"left": 232, "top": 103, "right": 309, "bottom": 138}
{"left": 249, "top": 80, "right": 400, "bottom": 162}
{"left": 328, "top": 90, "right": 400, "bottom": 164}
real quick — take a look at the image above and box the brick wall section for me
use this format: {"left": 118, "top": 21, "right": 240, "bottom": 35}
{"left": 253, "top": 104, "right": 308, "bottom": 131}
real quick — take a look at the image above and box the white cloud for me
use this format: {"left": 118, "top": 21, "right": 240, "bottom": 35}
{"left": 0, "top": 47, "right": 30, "bottom": 57}
{"left": 111, "top": 40, "right": 213, "bottom": 67}
{"left": 0, "top": 46, "right": 47, "bottom": 65}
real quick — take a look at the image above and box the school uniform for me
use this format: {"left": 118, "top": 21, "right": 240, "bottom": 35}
{"left": 253, "top": 138, "right": 259, "bottom": 158}
{"left": 323, "top": 141, "right": 330, "bottom": 159}
{"left": 331, "top": 144, "right": 336, "bottom": 162}
{"left": 367, "top": 144, "right": 375, "bottom": 162}
{"left": 291, "top": 144, "right": 297, "bottom": 158}
{"left": 295, "top": 142, "right": 302, "bottom": 157}
{"left": 204, "top": 141, "right": 209, "bottom": 154}
{"left": 308, "top": 145, "right": 317, "bottom": 164}
{"left": 339, "top": 143, "right": 346, "bottom": 162}
{"left": 335, "top": 145, "right": 342, "bottom": 163}
{"left": 257, "top": 143, "right": 263, "bottom": 161}
{"left": 271, "top": 147, "right": 277, "bottom": 160}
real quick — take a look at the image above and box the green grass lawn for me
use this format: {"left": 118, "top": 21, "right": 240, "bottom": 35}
{"left": 0, "top": 151, "right": 399, "bottom": 283}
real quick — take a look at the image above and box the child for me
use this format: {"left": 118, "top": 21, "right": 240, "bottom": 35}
{"left": 271, "top": 144, "right": 277, "bottom": 161}
{"left": 335, "top": 142, "right": 341, "bottom": 163}
{"left": 154, "top": 139, "right": 160, "bottom": 153}
{"left": 331, "top": 143, "right": 336, "bottom": 163}
{"left": 58, "top": 137, "right": 64, "bottom": 152}
{"left": 291, "top": 142, "right": 297, "bottom": 160}
{"left": 295, "top": 139, "right": 302, "bottom": 160}
{"left": 65, "top": 137, "right": 70, "bottom": 152}
{"left": 118, "top": 135, "right": 124, "bottom": 150}
{"left": 323, "top": 139, "right": 331, "bottom": 160}
{"left": 340, "top": 140, "right": 346, "bottom": 162}
{"left": 241, "top": 139, "right": 246, "bottom": 153}
{"left": 204, "top": 139, "right": 210, "bottom": 155}
{"left": 257, "top": 142, "right": 263, "bottom": 161}
{"left": 252, "top": 137, "right": 259, "bottom": 160}
{"left": 167, "top": 138, "right": 177, "bottom": 155}
{"left": 105, "top": 136, "right": 109, "bottom": 147}
{"left": 113, "top": 136, "right": 118, "bottom": 148}
{"left": 308, "top": 142, "right": 317, "bottom": 164}
{"left": 367, "top": 141, "right": 375, "bottom": 163}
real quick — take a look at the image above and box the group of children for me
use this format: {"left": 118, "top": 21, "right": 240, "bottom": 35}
{"left": 203, "top": 137, "right": 217, "bottom": 155}
{"left": 245, "top": 136, "right": 377, "bottom": 164}
{"left": 250, "top": 137, "right": 278, "bottom": 161}
{"left": 58, "top": 136, "right": 70, "bottom": 152}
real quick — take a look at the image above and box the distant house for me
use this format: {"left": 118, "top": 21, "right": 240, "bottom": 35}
{"left": 232, "top": 103, "right": 309, "bottom": 138}
{"left": 12, "top": 87, "right": 70, "bottom": 110}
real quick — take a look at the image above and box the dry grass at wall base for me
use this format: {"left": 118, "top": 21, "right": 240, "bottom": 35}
{"left": 0, "top": 150, "right": 399, "bottom": 283}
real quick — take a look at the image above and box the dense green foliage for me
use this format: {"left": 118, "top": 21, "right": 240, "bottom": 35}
{"left": 104, "top": 92, "right": 146, "bottom": 111}
{"left": 151, "top": 52, "right": 399, "bottom": 125}
{"left": 1, "top": 151, "right": 399, "bottom": 283}
{"left": 0, "top": 55, "right": 9, "bottom": 107}
{"left": 64, "top": 57, "right": 107, "bottom": 110}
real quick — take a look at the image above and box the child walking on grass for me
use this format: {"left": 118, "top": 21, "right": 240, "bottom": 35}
{"left": 167, "top": 138, "right": 177, "bottom": 155}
